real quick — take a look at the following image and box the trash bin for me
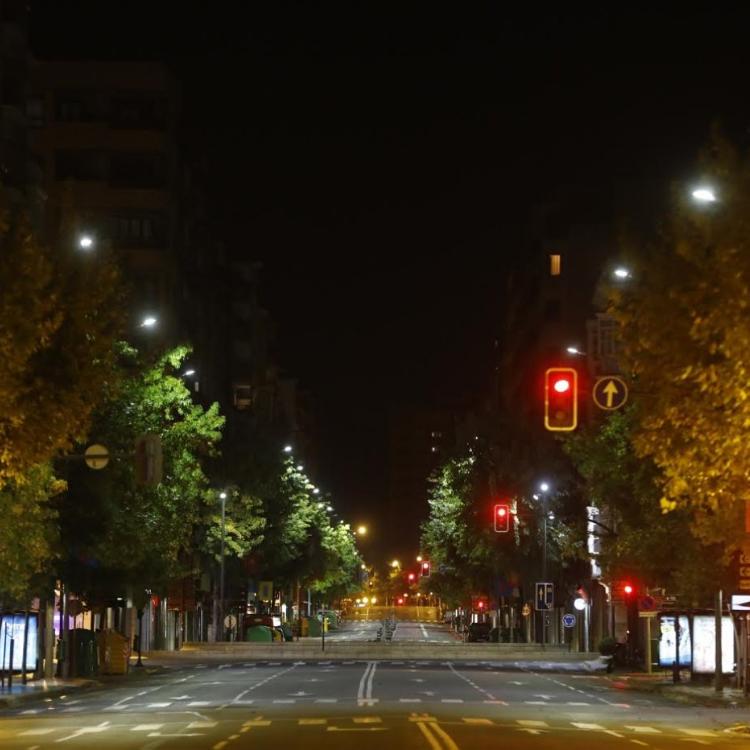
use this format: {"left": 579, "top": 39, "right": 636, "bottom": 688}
{"left": 98, "top": 630, "right": 130, "bottom": 675}
{"left": 307, "top": 618, "right": 322, "bottom": 637}
{"left": 245, "top": 625, "right": 273, "bottom": 642}
{"left": 70, "top": 629, "right": 98, "bottom": 677}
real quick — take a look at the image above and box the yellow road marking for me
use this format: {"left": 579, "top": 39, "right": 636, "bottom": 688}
{"left": 462, "top": 718, "right": 492, "bottom": 725}
{"left": 416, "top": 722, "right": 442, "bottom": 750}
{"left": 299, "top": 719, "right": 327, "bottom": 725}
{"left": 429, "top": 722, "right": 460, "bottom": 750}
{"left": 354, "top": 717, "right": 382, "bottom": 724}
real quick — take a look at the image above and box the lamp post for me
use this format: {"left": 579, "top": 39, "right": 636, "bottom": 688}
{"left": 219, "top": 491, "right": 227, "bottom": 641}
{"left": 538, "top": 482, "right": 551, "bottom": 645}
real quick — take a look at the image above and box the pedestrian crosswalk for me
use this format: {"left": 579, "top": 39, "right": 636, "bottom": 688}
{"left": 5, "top": 717, "right": 737, "bottom": 741}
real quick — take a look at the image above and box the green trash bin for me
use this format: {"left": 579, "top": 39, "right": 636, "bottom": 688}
{"left": 307, "top": 618, "right": 322, "bottom": 637}
{"left": 245, "top": 625, "right": 273, "bottom": 642}
{"left": 70, "top": 629, "right": 98, "bottom": 677}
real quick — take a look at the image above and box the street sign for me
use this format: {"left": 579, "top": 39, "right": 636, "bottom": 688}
{"left": 638, "top": 594, "right": 661, "bottom": 612}
{"left": 592, "top": 376, "right": 628, "bottom": 411}
{"left": 521, "top": 603, "right": 531, "bottom": 617}
{"left": 224, "top": 614, "right": 237, "bottom": 629}
{"left": 562, "top": 613, "right": 576, "bottom": 628}
{"left": 739, "top": 546, "right": 750, "bottom": 592}
{"left": 535, "top": 582, "right": 554, "bottom": 611}
{"left": 258, "top": 580, "right": 273, "bottom": 602}
{"left": 84, "top": 444, "right": 109, "bottom": 470}
{"left": 731, "top": 594, "right": 750, "bottom": 611}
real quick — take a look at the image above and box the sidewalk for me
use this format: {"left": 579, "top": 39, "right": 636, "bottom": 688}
{"left": 606, "top": 670, "right": 750, "bottom": 709}
{"left": 0, "top": 656, "right": 170, "bottom": 709}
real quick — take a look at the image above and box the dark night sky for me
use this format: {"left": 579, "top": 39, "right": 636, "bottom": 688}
{"left": 30, "top": 3, "right": 750, "bottom": 559}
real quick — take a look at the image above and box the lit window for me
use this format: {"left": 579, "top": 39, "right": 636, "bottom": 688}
{"left": 550, "top": 254, "right": 561, "bottom": 276}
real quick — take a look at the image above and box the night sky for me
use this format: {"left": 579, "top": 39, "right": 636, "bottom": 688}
{"left": 31, "top": 3, "right": 750, "bottom": 560}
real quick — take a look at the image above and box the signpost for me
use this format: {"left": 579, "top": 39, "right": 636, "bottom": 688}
{"left": 562, "top": 613, "right": 576, "bottom": 628}
{"left": 592, "top": 376, "right": 628, "bottom": 411}
{"left": 84, "top": 444, "right": 109, "bottom": 470}
{"left": 535, "top": 582, "right": 554, "bottom": 647}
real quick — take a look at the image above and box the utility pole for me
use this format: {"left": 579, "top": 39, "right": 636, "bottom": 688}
{"left": 715, "top": 589, "right": 723, "bottom": 691}
{"left": 219, "top": 491, "right": 227, "bottom": 642}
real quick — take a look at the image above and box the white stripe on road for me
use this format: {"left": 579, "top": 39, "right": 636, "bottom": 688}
{"left": 517, "top": 720, "right": 548, "bottom": 727}
{"left": 56, "top": 721, "right": 110, "bottom": 743}
{"left": 131, "top": 725, "right": 163, "bottom": 732}
{"left": 624, "top": 726, "right": 661, "bottom": 734}
{"left": 447, "top": 662, "right": 505, "bottom": 703}
{"left": 19, "top": 729, "right": 56, "bottom": 736}
{"left": 420, "top": 624, "right": 429, "bottom": 638}
{"left": 228, "top": 663, "right": 298, "bottom": 707}
{"left": 357, "top": 661, "right": 377, "bottom": 706}
{"left": 571, "top": 723, "right": 605, "bottom": 731}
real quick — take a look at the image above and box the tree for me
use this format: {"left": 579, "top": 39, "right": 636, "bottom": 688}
{"left": 0, "top": 463, "right": 63, "bottom": 606}
{"left": 609, "top": 133, "right": 750, "bottom": 551}
{"left": 0, "top": 191, "right": 122, "bottom": 484}
{"left": 60, "top": 345, "right": 225, "bottom": 594}
{"left": 564, "top": 409, "right": 730, "bottom": 604}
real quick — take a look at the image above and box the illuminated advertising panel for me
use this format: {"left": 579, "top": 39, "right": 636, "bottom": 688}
{"left": 692, "top": 615, "right": 734, "bottom": 674}
{"left": 658, "top": 615, "right": 691, "bottom": 667}
{"left": 0, "top": 614, "right": 38, "bottom": 672}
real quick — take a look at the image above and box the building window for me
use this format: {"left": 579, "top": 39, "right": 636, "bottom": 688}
{"left": 233, "top": 384, "right": 253, "bottom": 411}
{"left": 549, "top": 254, "right": 561, "bottom": 276}
{"left": 55, "top": 150, "right": 107, "bottom": 181}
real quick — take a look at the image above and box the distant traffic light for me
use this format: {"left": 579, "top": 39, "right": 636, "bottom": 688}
{"left": 544, "top": 367, "right": 578, "bottom": 431}
{"left": 494, "top": 503, "right": 510, "bottom": 533}
{"left": 623, "top": 583, "right": 634, "bottom": 596}
{"left": 407, "top": 572, "right": 416, "bottom": 582}
{"left": 420, "top": 561, "right": 431, "bottom": 577}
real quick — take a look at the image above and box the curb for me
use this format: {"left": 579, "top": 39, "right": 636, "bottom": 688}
{"left": 606, "top": 675, "right": 750, "bottom": 709}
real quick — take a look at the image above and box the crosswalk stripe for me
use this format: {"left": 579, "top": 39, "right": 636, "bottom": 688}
{"left": 187, "top": 721, "right": 217, "bottom": 729}
{"left": 299, "top": 719, "right": 327, "bottom": 725}
{"left": 571, "top": 722, "right": 605, "bottom": 731}
{"left": 131, "top": 724, "right": 163, "bottom": 732}
{"left": 679, "top": 729, "right": 716, "bottom": 737}
{"left": 441, "top": 699, "right": 463, "bottom": 703}
{"left": 517, "top": 720, "right": 548, "bottom": 727}
{"left": 19, "top": 729, "right": 55, "bottom": 736}
{"left": 624, "top": 726, "right": 661, "bottom": 734}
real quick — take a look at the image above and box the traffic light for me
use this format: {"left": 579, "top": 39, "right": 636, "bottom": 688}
{"left": 420, "top": 561, "right": 431, "bottom": 577}
{"left": 623, "top": 582, "right": 634, "bottom": 597}
{"left": 544, "top": 367, "right": 578, "bottom": 431}
{"left": 494, "top": 503, "right": 510, "bottom": 533}
{"left": 407, "top": 572, "right": 415, "bottom": 582}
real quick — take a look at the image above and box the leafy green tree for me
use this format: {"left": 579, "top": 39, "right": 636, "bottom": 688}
{"left": 564, "top": 410, "right": 730, "bottom": 604}
{"left": 0, "top": 191, "right": 122, "bottom": 485}
{"left": 609, "top": 134, "right": 750, "bottom": 551}
{"left": 61, "top": 345, "right": 224, "bottom": 594}
{"left": 0, "top": 463, "right": 63, "bottom": 606}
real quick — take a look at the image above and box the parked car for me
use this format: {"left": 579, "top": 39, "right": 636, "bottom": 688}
{"left": 467, "top": 621, "right": 492, "bottom": 642}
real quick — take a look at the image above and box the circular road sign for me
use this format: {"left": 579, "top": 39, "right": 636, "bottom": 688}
{"left": 521, "top": 604, "right": 531, "bottom": 617}
{"left": 592, "top": 376, "right": 628, "bottom": 411}
{"left": 224, "top": 614, "right": 237, "bottom": 629}
{"left": 84, "top": 444, "right": 110, "bottom": 470}
{"left": 562, "top": 613, "right": 576, "bottom": 628}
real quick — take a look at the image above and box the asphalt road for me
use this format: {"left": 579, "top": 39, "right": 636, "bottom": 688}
{"left": 324, "top": 619, "right": 457, "bottom": 643}
{"left": 1, "top": 658, "right": 749, "bottom": 749}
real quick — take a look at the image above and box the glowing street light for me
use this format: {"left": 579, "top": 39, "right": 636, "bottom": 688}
{"left": 539, "top": 482, "right": 550, "bottom": 493}
{"left": 283, "top": 445, "right": 293, "bottom": 453}
{"left": 356, "top": 525, "right": 368, "bottom": 536}
{"left": 296, "top": 464, "right": 304, "bottom": 471}
{"left": 416, "top": 555, "right": 423, "bottom": 562}
{"left": 78, "top": 234, "right": 94, "bottom": 250}
{"left": 182, "top": 369, "right": 196, "bottom": 377}
{"left": 692, "top": 186, "right": 717, "bottom": 203}
{"left": 391, "top": 559, "right": 400, "bottom": 568}
{"left": 613, "top": 267, "right": 631, "bottom": 280}
{"left": 140, "top": 315, "right": 158, "bottom": 328}
{"left": 566, "top": 346, "right": 585, "bottom": 356}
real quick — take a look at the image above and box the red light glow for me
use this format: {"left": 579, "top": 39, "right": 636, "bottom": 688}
{"left": 497, "top": 506, "right": 507, "bottom": 517}
{"left": 623, "top": 584, "right": 633, "bottom": 595}
{"left": 553, "top": 378, "right": 571, "bottom": 393}
{"left": 478, "top": 601, "right": 485, "bottom": 608}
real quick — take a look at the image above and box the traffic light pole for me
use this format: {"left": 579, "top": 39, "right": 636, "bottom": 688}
{"left": 542, "top": 498, "right": 548, "bottom": 647}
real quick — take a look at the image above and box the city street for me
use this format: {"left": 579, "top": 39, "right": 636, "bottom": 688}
{"left": 1, "top": 657, "right": 748, "bottom": 749}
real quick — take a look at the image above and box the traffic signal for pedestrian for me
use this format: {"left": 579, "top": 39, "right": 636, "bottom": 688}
{"left": 544, "top": 367, "right": 578, "bottom": 431}
{"left": 420, "top": 561, "right": 431, "bottom": 577}
{"left": 494, "top": 503, "right": 510, "bottom": 533}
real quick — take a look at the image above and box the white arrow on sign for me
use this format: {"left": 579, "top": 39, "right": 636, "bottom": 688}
{"left": 731, "top": 594, "right": 750, "bottom": 611}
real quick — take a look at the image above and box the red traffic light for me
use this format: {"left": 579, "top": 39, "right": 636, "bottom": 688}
{"left": 420, "top": 561, "right": 431, "bottom": 577}
{"left": 494, "top": 503, "right": 510, "bottom": 533}
{"left": 397, "top": 597, "right": 404, "bottom": 605}
{"left": 623, "top": 583, "right": 634, "bottom": 595}
{"left": 407, "top": 572, "right": 415, "bottom": 582}
{"left": 544, "top": 367, "right": 578, "bottom": 432}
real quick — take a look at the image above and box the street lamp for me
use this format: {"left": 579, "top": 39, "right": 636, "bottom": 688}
{"left": 391, "top": 559, "right": 400, "bottom": 568}
{"left": 140, "top": 315, "right": 158, "bottom": 328}
{"left": 613, "top": 267, "right": 631, "bottom": 280}
{"left": 356, "top": 525, "right": 367, "bottom": 536}
{"left": 566, "top": 346, "right": 585, "bottom": 356}
{"left": 218, "top": 491, "right": 228, "bottom": 642}
{"left": 692, "top": 186, "right": 717, "bottom": 203}
{"left": 312, "top": 488, "right": 320, "bottom": 495}
{"left": 78, "top": 234, "right": 94, "bottom": 250}
{"left": 416, "top": 555, "right": 423, "bottom": 562}
{"left": 537, "top": 481, "right": 551, "bottom": 645}
{"left": 283, "top": 445, "right": 293, "bottom": 453}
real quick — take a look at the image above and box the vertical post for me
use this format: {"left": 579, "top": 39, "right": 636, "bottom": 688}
{"left": 44, "top": 597, "right": 54, "bottom": 678}
{"left": 219, "top": 492, "right": 226, "bottom": 642}
{"left": 715, "top": 590, "right": 723, "bottom": 691}
{"left": 542, "top": 497, "right": 548, "bottom": 648}
{"left": 7, "top": 638, "right": 14, "bottom": 689}
{"left": 673, "top": 615, "right": 681, "bottom": 683}
{"left": 645, "top": 616, "right": 652, "bottom": 674}
{"left": 135, "top": 610, "right": 144, "bottom": 668}
{"left": 21, "top": 612, "right": 29, "bottom": 684}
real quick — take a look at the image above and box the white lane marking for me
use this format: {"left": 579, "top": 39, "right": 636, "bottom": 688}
{"left": 625, "top": 726, "right": 661, "bottom": 734}
{"left": 272, "top": 699, "right": 295, "bottom": 703}
{"left": 420, "top": 624, "right": 429, "bottom": 639}
{"left": 19, "top": 729, "right": 55, "bottom": 736}
{"left": 518, "top": 720, "right": 548, "bottom": 727}
{"left": 188, "top": 701, "right": 211, "bottom": 707}
{"left": 567, "top": 701, "right": 591, "bottom": 706}
{"left": 357, "top": 660, "right": 378, "bottom": 706}
{"left": 441, "top": 699, "right": 463, "bottom": 703}
{"left": 525, "top": 701, "right": 549, "bottom": 705}
{"left": 188, "top": 721, "right": 218, "bottom": 729}
{"left": 679, "top": 729, "right": 717, "bottom": 737}
{"left": 228, "top": 663, "right": 299, "bottom": 706}
{"left": 571, "top": 723, "right": 605, "bottom": 731}
{"left": 147, "top": 702, "right": 172, "bottom": 708}
{"left": 534, "top": 694, "right": 554, "bottom": 700}
{"left": 20, "top": 709, "right": 40, "bottom": 715}
{"left": 315, "top": 698, "right": 338, "bottom": 703}
{"left": 630, "top": 741, "right": 648, "bottom": 747}
{"left": 56, "top": 721, "right": 110, "bottom": 743}
{"left": 131, "top": 724, "right": 163, "bottom": 732}
{"left": 447, "top": 662, "right": 505, "bottom": 703}
{"left": 400, "top": 698, "right": 421, "bottom": 702}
